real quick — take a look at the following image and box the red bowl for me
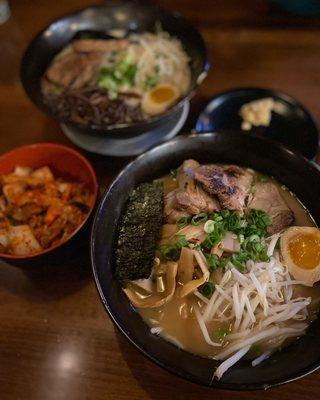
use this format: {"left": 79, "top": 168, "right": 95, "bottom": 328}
{"left": 0, "top": 143, "right": 98, "bottom": 262}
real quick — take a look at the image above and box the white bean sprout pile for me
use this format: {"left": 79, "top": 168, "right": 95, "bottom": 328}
{"left": 194, "top": 234, "right": 310, "bottom": 380}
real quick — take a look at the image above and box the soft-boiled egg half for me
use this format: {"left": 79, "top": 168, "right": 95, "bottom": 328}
{"left": 280, "top": 227, "right": 320, "bottom": 287}
{"left": 141, "top": 84, "right": 180, "bottom": 116}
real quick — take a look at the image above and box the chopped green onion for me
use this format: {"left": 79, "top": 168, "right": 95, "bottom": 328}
{"left": 218, "top": 257, "right": 230, "bottom": 268}
{"left": 248, "top": 234, "right": 260, "bottom": 242}
{"left": 204, "top": 219, "right": 215, "bottom": 233}
{"left": 210, "top": 212, "right": 223, "bottom": 222}
{"left": 97, "top": 57, "right": 137, "bottom": 93}
{"left": 221, "top": 210, "right": 230, "bottom": 218}
{"left": 199, "top": 281, "right": 215, "bottom": 298}
{"left": 260, "top": 253, "right": 270, "bottom": 262}
{"left": 230, "top": 254, "right": 247, "bottom": 271}
{"left": 191, "top": 212, "right": 208, "bottom": 226}
{"left": 204, "top": 253, "right": 220, "bottom": 272}
{"left": 159, "top": 244, "right": 180, "bottom": 261}
{"left": 176, "top": 235, "right": 188, "bottom": 248}
{"left": 159, "top": 235, "right": 188, "bottom": 261}
{"left": 246, "top": 209, "right": 271, "bottom": 232}
{"left": 144, "top": 75, "right": 159, "bottom": 90}
{"left": 202, "top": 232, "right": 221, "bottom": 249}
{"left": 253, "top": 242, "right": 264, "bottom": 252}
{"left": 186, "top": 208, "right": 272, "bottom": 271}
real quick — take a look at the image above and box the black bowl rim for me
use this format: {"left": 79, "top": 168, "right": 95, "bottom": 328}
{"left": 195, "top": 86, "right": 320, "bottom": 160}
{"left": 90, "top": 132, "right": 320, "bottom": 390}
{"left": 20, "top": 2, "right": 210, "bottom": 134}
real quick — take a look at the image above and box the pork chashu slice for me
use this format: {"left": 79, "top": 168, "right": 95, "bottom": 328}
{"left": 194, "top": 164, "right": 253, "bottom": 213}
{"left": 247, "top": 182, "right": 294, "bottom": 234}
{"left": 164, "top": 159, "right": 220, "bottom": 223}
{"left": 45, "top": 51, "right": 103, "bottom": 89}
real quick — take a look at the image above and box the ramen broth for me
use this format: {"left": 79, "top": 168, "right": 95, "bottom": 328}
{"left": 138, "top": 171, "right": 320, "bottom": 358}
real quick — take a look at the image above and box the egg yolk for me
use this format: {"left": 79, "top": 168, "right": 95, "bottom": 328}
{"left": 150, "top": 87, "right": 175, "bottom": 103}
{"left": 288, "top": 233, "right": 320, "bottom": 270}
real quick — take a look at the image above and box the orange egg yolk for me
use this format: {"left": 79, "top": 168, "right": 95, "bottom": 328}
{"left": 150, "top": 87, "right": 175, "bottom": 103}
{"left": 288, "top": 233, "right": 320, "bottom": 270}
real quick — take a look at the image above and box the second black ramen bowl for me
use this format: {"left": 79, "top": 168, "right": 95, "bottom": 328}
{"left": 91, "top": 132, "right": 320, "bottom": 390}
{"left": 20, "top": 1, "right": 209, "bottom": 139}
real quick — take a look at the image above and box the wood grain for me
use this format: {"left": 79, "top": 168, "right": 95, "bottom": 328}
{"left": 0, "top": 1, "right": 319, "bottom": 399}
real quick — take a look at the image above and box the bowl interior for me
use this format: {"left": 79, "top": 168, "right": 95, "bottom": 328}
{"left": 0, "top": 143, "right": 98, "bottom": 259}
{"left": 91, "top": 132, "right": 320, "bottom": 390}
{"left": 20, "top": 2, "right": 208, "bottom": 137}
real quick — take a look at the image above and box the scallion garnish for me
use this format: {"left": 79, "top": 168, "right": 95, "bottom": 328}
{"left": 159, "top": 244, "right": 180, "bottom": 261}
{"left": 198, "top": 281, "right": 215, "bottom": 298}
{"left": 204, "top": 219, "right": 215, "bottom": 233}
{"left": 204, "top": 253, "right": 220, "bottom": 272}
{"left": 163, "top": 208, "right": 271, "bottom": 271}
{"left": 159, "top": 235, "right": 188, "bottom": 261}
{"left": 191, "top": 212, "right": 208, "bottom": 226}
{"left": 202, "top": 209, "right": 271, "bottom": 270}
{"left": 176, "top": 235, "right": 188, "bottom": 248}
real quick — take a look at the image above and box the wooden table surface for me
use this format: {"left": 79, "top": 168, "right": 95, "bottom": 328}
{"left": 0, "top": 1, "right": 319, "bottom": 399}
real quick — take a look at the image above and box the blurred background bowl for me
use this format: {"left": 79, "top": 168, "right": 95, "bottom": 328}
{"left": 20, "top": 1, "right": 209, "bottom": 139}
{"left": 195, "top": 87, "right": 319, "bottom": 160}
{"left": 0, "top": 143, "right": 98, "bottom": 264}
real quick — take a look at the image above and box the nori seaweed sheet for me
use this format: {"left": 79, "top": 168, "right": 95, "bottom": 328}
{"left": 114, "top": 180, "right": 163, "bottom": 282}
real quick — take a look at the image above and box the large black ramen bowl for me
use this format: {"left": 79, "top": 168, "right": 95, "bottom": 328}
{"left": 91, "top": 132, "right": 320, "bottom": 390}
{"left": 20, "top": 1, "right": 209, "bottom": 139}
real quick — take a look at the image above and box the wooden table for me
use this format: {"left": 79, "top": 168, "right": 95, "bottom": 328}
{"left": 0, "top": 1, "right": 319, "bottom": 399}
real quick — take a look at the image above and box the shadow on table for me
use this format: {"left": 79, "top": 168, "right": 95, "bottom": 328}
{"left": 115, "top": 328, "right": 309, "bottom": 400}
{"left": 115, "top": 329, "right": 228, "bottom": 400}
{"left": 0, "top": 240, "right": 92, "bottom": 302}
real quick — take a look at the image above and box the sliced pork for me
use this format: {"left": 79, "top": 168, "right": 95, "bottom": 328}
{"left": 164, "top": 160, "right": 220, "bottom": 222}
{"left": 247, "top": 182, "right": 294, "bottom": 234}
{"left": 194, "top": 164, "right": 253, "bottom": 213}
{"left": 45, "top": 52, "right": 103, "bottom": 89}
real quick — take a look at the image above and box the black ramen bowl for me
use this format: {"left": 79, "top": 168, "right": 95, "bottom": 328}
{"left": 91, "top": 132, "right": 320, "bottom": 390}
{"left": 20, "top": 1, "right": 209, "bottom": 139}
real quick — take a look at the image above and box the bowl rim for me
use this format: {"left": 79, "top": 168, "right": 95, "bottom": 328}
{"left": 0, "top": 142, "right": 98, "bottom": 260}
{"left": 20, "top": 2, "right": 210, "bottom": 134}
{"left": 90, "top": 132, "right": 320, "bottom": 390}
